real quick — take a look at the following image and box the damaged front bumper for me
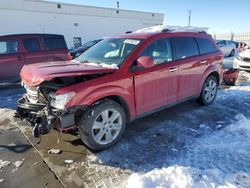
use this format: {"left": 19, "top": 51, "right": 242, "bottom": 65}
{"left": 16, "top": 95, "right": 77, "bottom": 138}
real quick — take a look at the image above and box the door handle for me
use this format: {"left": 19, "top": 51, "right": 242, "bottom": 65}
{"left": 200, "top": 60, "right": 207, "bottom": 64}
{"left": 169, "top": 67, "right": 178, "bottom": 72}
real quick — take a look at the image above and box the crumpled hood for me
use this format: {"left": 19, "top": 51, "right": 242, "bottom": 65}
{"left": 239, "top": 49, "right": 250, "bottom": 58}
{"left": 20, "top": 60, "right": 117, "bottom": 86}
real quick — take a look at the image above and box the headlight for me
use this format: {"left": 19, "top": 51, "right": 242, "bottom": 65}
{"left": 50, "top": 92, "right": 75, "bottom": 109}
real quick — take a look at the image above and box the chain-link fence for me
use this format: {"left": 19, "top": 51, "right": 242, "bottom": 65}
{"left": 214, "top": 32, "right": 250, "bottom": 45}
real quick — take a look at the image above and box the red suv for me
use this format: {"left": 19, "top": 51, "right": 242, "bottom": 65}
{"left": 17, "top": 30, "right": 223, "bottom": 150}
{"left": 0, "top": 34, "right": 70, "bottom": 81}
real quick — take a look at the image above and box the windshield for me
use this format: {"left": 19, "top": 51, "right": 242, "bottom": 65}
{"left": 80, "top": 39, "right": 101, "bottom": 49}
{"left": 76, "top": 38, "right": 141, "bottom": 68}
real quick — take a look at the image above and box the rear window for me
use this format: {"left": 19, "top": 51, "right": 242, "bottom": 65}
{"left": 0, "top": 40, "right": 19, "bottom": 55}
{"left": 196, "top": 38, "right": 217, "bottom": 54}
{"left": 173, "top": 37, "right": 199, "bottom": 60}
{"left": 23, "top": 38, "right": 41, "bottom": 52}
{"left": 43, "top": 35, "right": 67, "bottom": 50}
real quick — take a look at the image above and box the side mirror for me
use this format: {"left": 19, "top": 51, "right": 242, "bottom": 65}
{"left": 136, "top": 56, "right": 154, "bottom": 69}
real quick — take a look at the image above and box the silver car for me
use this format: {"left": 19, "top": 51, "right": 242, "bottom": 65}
{"left": 216, "top": 40, "right": 236, "bottom": 57}
{"left": 234, "top": 47, "right": 250, "bottom": 71}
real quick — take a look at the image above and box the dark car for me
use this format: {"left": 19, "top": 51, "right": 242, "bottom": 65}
{"left": 17, "top": 30, "right": 223, "bottom": 150}
{"left": 70, "top": 39, "right": 102, "bottom": 59}
{"left": 0, "top": 34, "right": 70, "bottom": 81}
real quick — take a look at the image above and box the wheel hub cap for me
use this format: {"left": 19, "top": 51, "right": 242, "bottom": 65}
{"left": 204, "top": 80, "right": 217, "bottom": 103}
{"left": 92, "top": 109, "right": 122, "bottom": 145}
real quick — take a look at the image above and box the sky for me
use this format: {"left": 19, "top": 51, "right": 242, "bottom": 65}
{"left": 46, "top": 0, "right": 250, "bottom": 34}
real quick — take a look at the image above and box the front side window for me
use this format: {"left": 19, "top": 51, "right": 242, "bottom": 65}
{"left": 0, "top": 40, "right": 19, "bottom": 55}
{"left": 43, "top": 36, "right": 67, "bottom": 50}
{"left": 196, "top": 38, "right": 217, "bottom": 54}
{"left": 23, "top": 38, "right": 41, "bottom": 52}
{"left": 173, "top": 37, "right": 199, "bottom": 60}
{"left": 140, "top": 38, "right": 172, "bottom": 65}
{"left": 77, "top": 38, "right": 141, "bottom": 68}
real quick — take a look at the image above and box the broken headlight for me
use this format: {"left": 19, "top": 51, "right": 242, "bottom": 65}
{"left": 49, "top": 92, "right": 75, "bottom": 109}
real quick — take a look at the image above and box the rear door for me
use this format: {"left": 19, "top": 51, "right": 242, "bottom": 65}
{"left": 41, "top": 35, "right": 68, "bottom": 61}
{"left": 21, "top": 36, "right": 47, "bottom": 64}
{"left": 172, "top": 37, "right": 201, "bottom": 100}
{"left": 0, "top": 37, "right": 25, "bottom": 80}
{"left": 133, "top": 38, "right": 179, "bottom": 115}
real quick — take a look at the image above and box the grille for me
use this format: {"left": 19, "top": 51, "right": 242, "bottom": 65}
{"left": 242, "top": 57, "right": 250, "bottom": 62}
{"left": 240, "top": 66, "right": 250, "bottom": 69}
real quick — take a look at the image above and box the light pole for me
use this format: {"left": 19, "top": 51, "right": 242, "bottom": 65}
{"left": 116, "top": 1, "right": 119, "bottom": 14}
{"left": 188, "top": 9, "right": 192, "bottom": 26}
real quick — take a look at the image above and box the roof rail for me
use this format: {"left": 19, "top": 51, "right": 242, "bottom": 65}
{"left": 134, "top": 25, "right": 209, "bottom": 34}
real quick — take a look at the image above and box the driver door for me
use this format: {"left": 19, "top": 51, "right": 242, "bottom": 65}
{"left": 132, "top": 38, "right": 179, "bottom": 115}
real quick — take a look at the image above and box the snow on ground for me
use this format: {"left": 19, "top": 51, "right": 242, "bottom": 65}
{"left": 0, "top": 87, "right": 24, "bottom": 109}
{"left": 127, "top": 116, "right": 250, "bottom": 188}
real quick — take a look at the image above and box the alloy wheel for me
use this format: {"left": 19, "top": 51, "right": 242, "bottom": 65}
{"left": 92, "top": 108, "right": 122, "bottom": 145}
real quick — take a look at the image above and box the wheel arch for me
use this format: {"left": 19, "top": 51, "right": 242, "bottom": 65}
{"left": 89, "top": 95, "right": 131, "bottom": 122}
{"left": 208, "top": 71, "right": 220, "bottom": 84}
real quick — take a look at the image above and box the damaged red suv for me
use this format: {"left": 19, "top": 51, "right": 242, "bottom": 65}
{"left": 17, "top": 30, "right": 223, "bottom": 150}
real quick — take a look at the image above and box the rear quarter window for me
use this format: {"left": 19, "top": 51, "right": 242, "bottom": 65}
{"left": 196, "top": 38, "right": 218, "bottom": 54}
{"left": 43, "top": 35, "right": 67, "bottom": 50}
{"left": 173, "top": 37, "right": 199, "bottom": 60}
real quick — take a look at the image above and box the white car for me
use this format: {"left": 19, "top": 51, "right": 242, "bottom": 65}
{"left": 234, "top": 47, "right": 250, "bottom": 71}
{"left": 216, "top": 40, "right": 236, "bottom": 57}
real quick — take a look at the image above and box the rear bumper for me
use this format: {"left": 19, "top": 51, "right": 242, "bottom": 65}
{"left": 223, "top": 68, "right": 239, "bottom": 85}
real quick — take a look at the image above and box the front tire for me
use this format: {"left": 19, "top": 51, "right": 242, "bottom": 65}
{"left": 197, "top": 75, "right": 218, "bottom": 106}
{"left": 78, "top": 99, "right": 126, "bottom": 150}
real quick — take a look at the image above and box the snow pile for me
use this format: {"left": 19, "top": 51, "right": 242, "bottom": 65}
{"left": 127, "top": 115, "right": 250, "bottom": 188}
{"left": 128, "top": 165, "right": 250, "bottom": 188}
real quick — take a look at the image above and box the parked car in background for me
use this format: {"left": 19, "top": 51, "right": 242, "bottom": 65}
{"left": 70, "top": 39, "right": 102, "bottom": 59}
{"left": 223, "top": 68, "right": 239, "bottom": 85}
{"left": 222, "top": 57, "right": 239, "bottom": 85}
{"left": 0, "top": 34, "right": 70, "bottom": 81}
{"left": 234, "top": 47, "right": 250, "bottom": 71}
{"left": 17, "top": 28, "right": 223, "bottom": 150}
{"left": 216, "top": 40, "right": 236, "bottom": 57}
{"left": 231, "top": 40, "right": 248, "bottom": 49}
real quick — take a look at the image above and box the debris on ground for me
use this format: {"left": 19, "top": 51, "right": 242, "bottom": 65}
{"left": 11, "top": 159, "right": 25, "bottom": 172}
{"left": 0, "top": 159, "right": 11, "bottom": 169}
{"left": 48, "top": 149, "right": 61, "bottom": 154}
{"left": 7, "top": 143, "right": 16, "bottom": 146}
{"left": 14, "top": 159, "right": 25, "bottom": 168}
{"left": 0, "top": 179, "right": 4, "bottom": 183}
{"left": 171, "top": 148, "right": 178, "bottom": 152}
{"left": 64, "top": 160, "right": 74, "bottom": 164}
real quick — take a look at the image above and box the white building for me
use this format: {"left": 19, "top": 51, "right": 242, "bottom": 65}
{"left": 0, "top": 0, "right": 164, "bottom": 49}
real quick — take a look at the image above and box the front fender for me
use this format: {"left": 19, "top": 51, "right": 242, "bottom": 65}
{"left": 65, "top": 82, "right": 135, "bottom": 120}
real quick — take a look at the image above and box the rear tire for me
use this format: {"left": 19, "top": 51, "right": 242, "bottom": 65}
{"left": 78, "top": 99, "right": 126, "bottom": 151}
{"left": 197, "top": 75, "right": 218, "bottom": 106}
